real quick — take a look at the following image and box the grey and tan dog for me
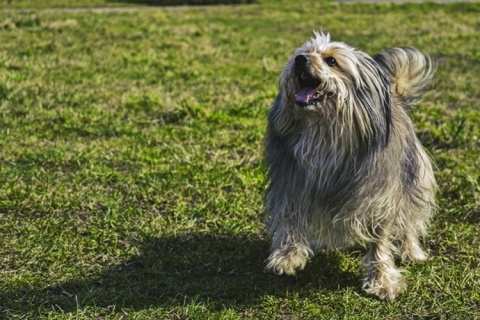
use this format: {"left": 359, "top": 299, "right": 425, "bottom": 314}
{"left": 264, "top": 32, "right": 436, "bottom": 300}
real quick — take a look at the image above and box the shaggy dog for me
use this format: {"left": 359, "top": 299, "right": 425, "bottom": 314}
{"left": 264, "top": 32, "right": 436, "bottom": 300}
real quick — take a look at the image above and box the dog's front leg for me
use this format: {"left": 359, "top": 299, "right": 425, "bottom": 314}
{"left": 361, "top": 229, "right": 404, "bottom": 301}
{"left": 266, "top": 223, "right": 313, "bottom": 276}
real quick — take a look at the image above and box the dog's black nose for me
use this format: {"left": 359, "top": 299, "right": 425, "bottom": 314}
{"left": 295, "top": 54, "right": 310, "bottom": 67}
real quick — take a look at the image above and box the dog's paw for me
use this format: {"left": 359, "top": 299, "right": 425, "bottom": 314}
{"left": 362, "top": 266, "right": 405, "bottom": 301}
{"left": 266, "top": 246, "right": 311, "bottom": 276}
{"left": 403, "top": 249, "right": 427, "bottom": 264}
{"left": 401, "top": 240, "right": 428, "bottom": 264}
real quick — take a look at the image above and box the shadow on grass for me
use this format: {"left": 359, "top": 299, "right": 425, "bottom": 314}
{"left": 106, "top": 0, "right": 256, "bottom": 6}
{"left": 4, "top": 234, "right": 360, "bottom": 314}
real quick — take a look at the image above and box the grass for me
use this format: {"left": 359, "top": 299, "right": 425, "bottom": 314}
{"left": 0, "top": 0, "right": 479, "bottom": 318}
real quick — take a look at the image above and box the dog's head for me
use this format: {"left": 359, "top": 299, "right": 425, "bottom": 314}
{"left": 271, "top": 32, "right": 392, "bottom": 148}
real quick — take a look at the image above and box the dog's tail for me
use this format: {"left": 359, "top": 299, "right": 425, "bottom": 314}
{"left": 374, "top": 47, "right": 434, "bottom": 110}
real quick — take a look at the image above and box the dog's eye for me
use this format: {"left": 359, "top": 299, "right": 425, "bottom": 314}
{"left": 325, "top": 57, "right": 337, "bottom": 67}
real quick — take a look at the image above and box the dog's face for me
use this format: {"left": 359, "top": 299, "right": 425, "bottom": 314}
{"left": 273, "top": 32, "right": 391, "bottom": 147}
{"left": 280, "top": 33, "right": 365, "bottom": 112}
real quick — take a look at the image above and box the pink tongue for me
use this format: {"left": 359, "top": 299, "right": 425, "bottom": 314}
{"left": 295, "top": 87, "right": 317, "bottom": 103}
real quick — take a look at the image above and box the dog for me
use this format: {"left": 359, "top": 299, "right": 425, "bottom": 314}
{"left": 264, "top": 32, "right": 436, "bottom": 300}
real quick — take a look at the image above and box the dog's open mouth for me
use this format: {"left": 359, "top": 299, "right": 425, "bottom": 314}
{"left": 295, "top": 74, "right": 322, "bottom": 107}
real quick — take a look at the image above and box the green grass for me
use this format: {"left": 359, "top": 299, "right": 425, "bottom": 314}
{"left": 1, "top": 0, "right": 479, "bottom": 318}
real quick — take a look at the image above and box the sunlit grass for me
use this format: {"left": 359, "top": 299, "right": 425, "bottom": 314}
{"left": 0, "top": 1, "right": 479, "bottom": 318}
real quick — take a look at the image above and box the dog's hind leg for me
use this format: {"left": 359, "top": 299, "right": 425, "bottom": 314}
{"left": 399, "top": 148, "right": 435, "bottom": 263}
{"left": 266, "top": 224, "right": 313, "bottom": 276}
{"left": 398, "top": 211, "right": 429, "bottom": 263}
{"left": 400, "top": 232, "right": 427, "bottom": 263}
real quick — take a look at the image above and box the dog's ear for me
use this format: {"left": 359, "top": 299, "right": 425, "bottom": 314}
{"left": 353, "top": 57, "right": 393, "bottom": 149}
{"left": 268, "top": 92, "right": 294, "bottom": 136}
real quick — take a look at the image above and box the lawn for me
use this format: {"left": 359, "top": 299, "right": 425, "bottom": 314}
{"left": 0, "top": 0, "right": 479, "bottom": 318}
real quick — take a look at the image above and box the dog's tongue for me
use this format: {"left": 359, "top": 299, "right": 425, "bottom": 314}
{"left": 295, "top": 87, "right": 317, "bottom": 103}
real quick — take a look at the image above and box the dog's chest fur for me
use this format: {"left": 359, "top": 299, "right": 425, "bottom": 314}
{"left": 288, "top": 118, "right": 374, "bottom": 205}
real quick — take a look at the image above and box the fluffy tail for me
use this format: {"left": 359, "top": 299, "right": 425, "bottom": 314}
{"left": 374, "top": 47, "right": 434, "bottom": 110}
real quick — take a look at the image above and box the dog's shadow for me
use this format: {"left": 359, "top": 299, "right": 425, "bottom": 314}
{"left": 6, "top": 234, "right": 361, "bottom": 312}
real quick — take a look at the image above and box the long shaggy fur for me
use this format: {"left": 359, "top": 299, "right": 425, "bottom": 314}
{"left": 265, "top": 32, "right": 436, "bottom": 301}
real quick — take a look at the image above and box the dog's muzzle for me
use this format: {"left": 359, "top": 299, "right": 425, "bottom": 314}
{"left": 294, "top": 55, "right": 321, "bottom": 107}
